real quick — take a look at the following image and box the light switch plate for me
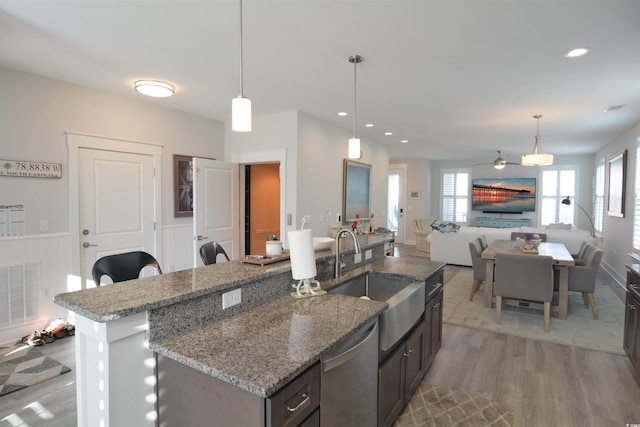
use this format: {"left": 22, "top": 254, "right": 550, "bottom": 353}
{"left": 354, "top": 253, "right": 362, "bottom": 264}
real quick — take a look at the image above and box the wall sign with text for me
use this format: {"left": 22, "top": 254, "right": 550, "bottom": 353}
{"left": 1, "top": 159, "right": 63, "bottom": 178}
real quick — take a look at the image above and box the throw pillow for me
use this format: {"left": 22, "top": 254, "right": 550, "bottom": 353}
{"left": 431, "top": 220, "right": 460, "bottom": 233}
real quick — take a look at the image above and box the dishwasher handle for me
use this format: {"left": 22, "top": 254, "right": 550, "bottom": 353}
{"left": 323, "top": 321, "right": 378, "bottom": 372}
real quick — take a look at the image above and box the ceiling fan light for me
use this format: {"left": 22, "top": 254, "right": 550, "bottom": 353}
{"left": 134, "top": 80, "right": 175, "bottom": 97}
{"left": 493, "top": 162, "right": 506, "bottom": 170}
{"left": 348, "top": 137, "right": 361, "bottom": 159}
{"left": 232, "top": 95, "right": 252, "bottom": 132}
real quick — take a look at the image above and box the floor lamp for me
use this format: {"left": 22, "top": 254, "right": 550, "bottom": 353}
{"left": 562, "top": 196, "right": 595, "bottom": 238}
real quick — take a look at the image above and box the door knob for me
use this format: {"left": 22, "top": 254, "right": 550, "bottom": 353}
{"left": 197, "top": 235, "right": 209, "bottom": 241}
{"left": 82, "top": 242, "right": 98, "bottom": 248}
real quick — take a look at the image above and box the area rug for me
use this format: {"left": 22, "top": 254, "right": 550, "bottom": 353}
{"left": 395, "top": 382, "right": 514, "bottom": 427}
{"left": 442, "top": 269, "right": 625, "bottom": 355}
{"left": 0, "top": 344, "right": 71, "bottom": 397}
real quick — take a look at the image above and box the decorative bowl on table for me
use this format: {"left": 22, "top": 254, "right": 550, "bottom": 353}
{"left": 530, "top": 239, "right": 542, "bottom": 248}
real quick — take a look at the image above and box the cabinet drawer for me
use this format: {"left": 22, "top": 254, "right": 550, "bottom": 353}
{"left": 267, "top": 362, "right": 320, "bottom": 427}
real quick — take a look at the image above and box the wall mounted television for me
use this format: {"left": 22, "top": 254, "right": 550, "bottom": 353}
{"left": 471, "top": 178, "right": 536, "bottom": 213}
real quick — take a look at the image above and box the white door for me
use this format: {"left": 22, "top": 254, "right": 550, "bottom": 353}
{"left": 79, "top": 148, "right": 157, "bottom": 286}
{"left": 388, "top": 166, "right": 407, "bottom": 244}
{"left": 193, "top": 158, "right": 239, "bottom": 266}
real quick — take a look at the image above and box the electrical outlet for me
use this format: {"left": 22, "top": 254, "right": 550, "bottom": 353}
{"left": 365, "top": 249, "right": 372, "bottom": 260}
{"left": 222, "top": 288, "right": 242, "bottom": 309}
{"left": 354, "top": 253, "right": 362, "bottom": 264}
{"left": 336, "top": 213, "right": 341, "bottom": 223}
{"left": 302, "top": 215, "right": 311, "bottom": 224}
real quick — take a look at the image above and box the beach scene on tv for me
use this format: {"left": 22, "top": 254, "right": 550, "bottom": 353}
{"left": 472, "top": 178, "right": 536, "bottom": 212}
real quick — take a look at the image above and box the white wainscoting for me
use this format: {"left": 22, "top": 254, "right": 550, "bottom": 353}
{"left": 0, "top": 226, "right": 195, "bottom": 345}
{"left": 0, "top": 233, "right": 72, "bottom": 344}
{"left": 161, "top": 223, "right": 195, "bottom": 272}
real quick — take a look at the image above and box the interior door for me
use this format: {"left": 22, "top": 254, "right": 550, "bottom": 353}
{"left": 79, "top": 148, "right": 156, "bottom": 287}
{"left": 193, "top": 158, "right": 239, "bottom": 266}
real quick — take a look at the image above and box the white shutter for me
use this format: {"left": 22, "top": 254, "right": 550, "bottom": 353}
{"left": 633, "top": 146, "right": 640, "bottom": 250}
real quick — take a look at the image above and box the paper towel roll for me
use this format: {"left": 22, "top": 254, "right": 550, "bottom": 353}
{"left": 288, "top": 229, "right": 317, "bottom": 280}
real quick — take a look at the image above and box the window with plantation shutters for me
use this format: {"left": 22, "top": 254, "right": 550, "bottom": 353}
{"left": 540, "top": 166, "right": 577, "bottom": 225}
{"left": 633, "top": 144, "right": 640, "bottom": 252}
{"left": 441, "top": 170, "right": 469, "bottom": 223}
{"left": 594, "top": 161, "right": 605, "bottom": 235}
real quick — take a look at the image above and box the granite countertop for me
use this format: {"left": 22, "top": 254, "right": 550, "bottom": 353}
{"left": 149, "top": 256, "right": 445, "bottom": 398}
{"left": 150, "top": 293, "right": 387, "bottom": 397}
{"left": 53, "top": 234, "right": 393, "bottom": 322}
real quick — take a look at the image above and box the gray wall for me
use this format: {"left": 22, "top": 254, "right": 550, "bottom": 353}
{"left": 596, "top": 120, "right": 640, "bottom": 283}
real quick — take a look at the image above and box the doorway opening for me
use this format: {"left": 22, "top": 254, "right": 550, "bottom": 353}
{"left": 388, "top": 165, "right": 407, "bottom": 244}
{"left": 244, "top": 163, "right": 281, "bottom": 255}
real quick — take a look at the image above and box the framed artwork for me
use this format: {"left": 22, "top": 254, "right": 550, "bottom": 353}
{"left": 607, "top": 149, "right": 626, "bottom": 218}
{"left": 409, "top": 190, "right": 421, "bottom": 200}
{"left": 174, "top": 155, "right": 193, "bottom": 217}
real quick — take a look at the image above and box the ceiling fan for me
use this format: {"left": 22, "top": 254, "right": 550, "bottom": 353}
{"left": 474, "top": 150, "right": 520, "bottom": 170}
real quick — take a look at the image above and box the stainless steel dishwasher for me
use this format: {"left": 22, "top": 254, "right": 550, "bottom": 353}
{"left": 321, "top": 318, "right": 379, "bottom": 427}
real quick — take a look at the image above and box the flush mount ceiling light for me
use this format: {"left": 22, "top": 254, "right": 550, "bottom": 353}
{"left": 348, "top": 54, "right": 363, "bottom": 159}
{"left": 564, "top": 47, "right": 590, "bottom": 58}
{"left": 521, "top": 115, "right": 554, "bottom": 166}
{"left": 232, "top": 0, "right": 251, "bottom": 132}
{"left": 134, "top": 80, "right": 175, "bottom": 97}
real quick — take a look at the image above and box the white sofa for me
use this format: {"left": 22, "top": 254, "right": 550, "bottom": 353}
{"left": 427, "top": 225, "right": 595, "bottom": 266}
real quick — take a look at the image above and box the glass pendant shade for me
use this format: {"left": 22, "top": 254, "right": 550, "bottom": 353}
{"left": 232, "top": 96, "right": 252, "bottom": 132}
{"left": 521, "top": 152, "right": 554, "bottom": 166}
{"left": 348, "top": 138, "right": 361, "bottom": 159}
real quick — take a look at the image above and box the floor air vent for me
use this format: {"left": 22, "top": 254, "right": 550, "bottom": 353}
{"left": 0, "top": 262, "right": 39, "bottom": 329}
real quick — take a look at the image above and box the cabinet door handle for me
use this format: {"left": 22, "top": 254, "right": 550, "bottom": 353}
{"left": 286, "top": 393, "right": 310, "bottom": 412}
{"left": 630, "top": 304, "right": 637, "bottom": 310}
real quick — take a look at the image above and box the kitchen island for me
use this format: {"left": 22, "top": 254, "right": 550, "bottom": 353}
{"left": 54, "top": 235, "right": 445, "bottom": 426}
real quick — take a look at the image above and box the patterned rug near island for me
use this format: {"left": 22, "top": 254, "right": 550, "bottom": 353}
{"left": 0, "top": 344, "right": 71, "bottom": 397}
{"left": 395, "top": 382, "right": 514, "bottom": 427}
{"left": 442, "top": 269, "right": 625, "bottom": 355}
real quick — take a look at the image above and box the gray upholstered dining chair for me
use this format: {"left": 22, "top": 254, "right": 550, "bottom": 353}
{"left": 468, "top": 238, "right": 486, "bottom": 301}
{"left": 510, "top": 232, "right": 547, "bottom": 242}
{"left": 478, "top": 235, "right": 488, "bottom": 251}
{"left": 565, "top": 243, "right": 603, "bottom": 319}
{"left": 571, "top": 241, "right": 590, "bottom": 266}
{"left": 494, "top": 252, "right": 554, "bottom": 332}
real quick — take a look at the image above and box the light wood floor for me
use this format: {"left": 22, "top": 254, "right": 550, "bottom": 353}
{"left": 2, "top": 245, "right": 639, "bottom": 426}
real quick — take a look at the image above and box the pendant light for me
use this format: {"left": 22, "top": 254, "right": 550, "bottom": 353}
{"left": 232, "top": 0, "right": 251, "bottom": 132}
{"left": 348, "top": 55, "right": 363, "bottom": 159}
{"left": 521, "top": 114, "right": 553, "bottom": 166}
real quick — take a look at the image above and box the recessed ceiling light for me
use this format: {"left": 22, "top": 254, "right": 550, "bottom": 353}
{"left": 400, "top": 140, "right": 408, "bottom": 144}
{"left": 604, "top": 104, "right": 626, "bottom": 112}
{"left": 564, "top": 47, "right": 590, "bottom": 58}
{"left": 134, "top": 80, "right": 175, "bottom": 97}
{"left": 365, "top": 123, "right": 374, "bottom": 127}
{"left": 338, "top": 112, "right": 348, "bottom": 116}
{"left": 384, "top": 132, "right": 393, "bottom": 136}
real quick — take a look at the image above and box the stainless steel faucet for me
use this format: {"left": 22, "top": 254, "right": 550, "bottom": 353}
{"left": 335, "top": 229, "right": 361, "bottom": 278}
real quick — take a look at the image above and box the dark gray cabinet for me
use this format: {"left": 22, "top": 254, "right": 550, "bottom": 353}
{"left": 424, "top": 268, "right": 444, "bottom": 371}
{"left": 157, "top": 355, "right": 320, "bottom": 427}
{"left": 624, "top": 266, "right": 640, "bottom": 376}
{"left": 378, "top": 319, "right": 426, "bottom": 427}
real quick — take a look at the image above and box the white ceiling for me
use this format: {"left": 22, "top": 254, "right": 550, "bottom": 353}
{"left": 1, "top": 0, "right": 639, "bottom": 163}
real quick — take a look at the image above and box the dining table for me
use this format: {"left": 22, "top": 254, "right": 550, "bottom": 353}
{"left": 481, "top": 239, "right": 575, "bottom": 320}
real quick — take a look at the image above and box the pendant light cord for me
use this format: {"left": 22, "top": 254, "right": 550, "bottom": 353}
{"left": 353, "top": 57, "right": 357, "bottom": 138}
{"left": 239, "top": 0, "right": 244, "bottom": 96}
